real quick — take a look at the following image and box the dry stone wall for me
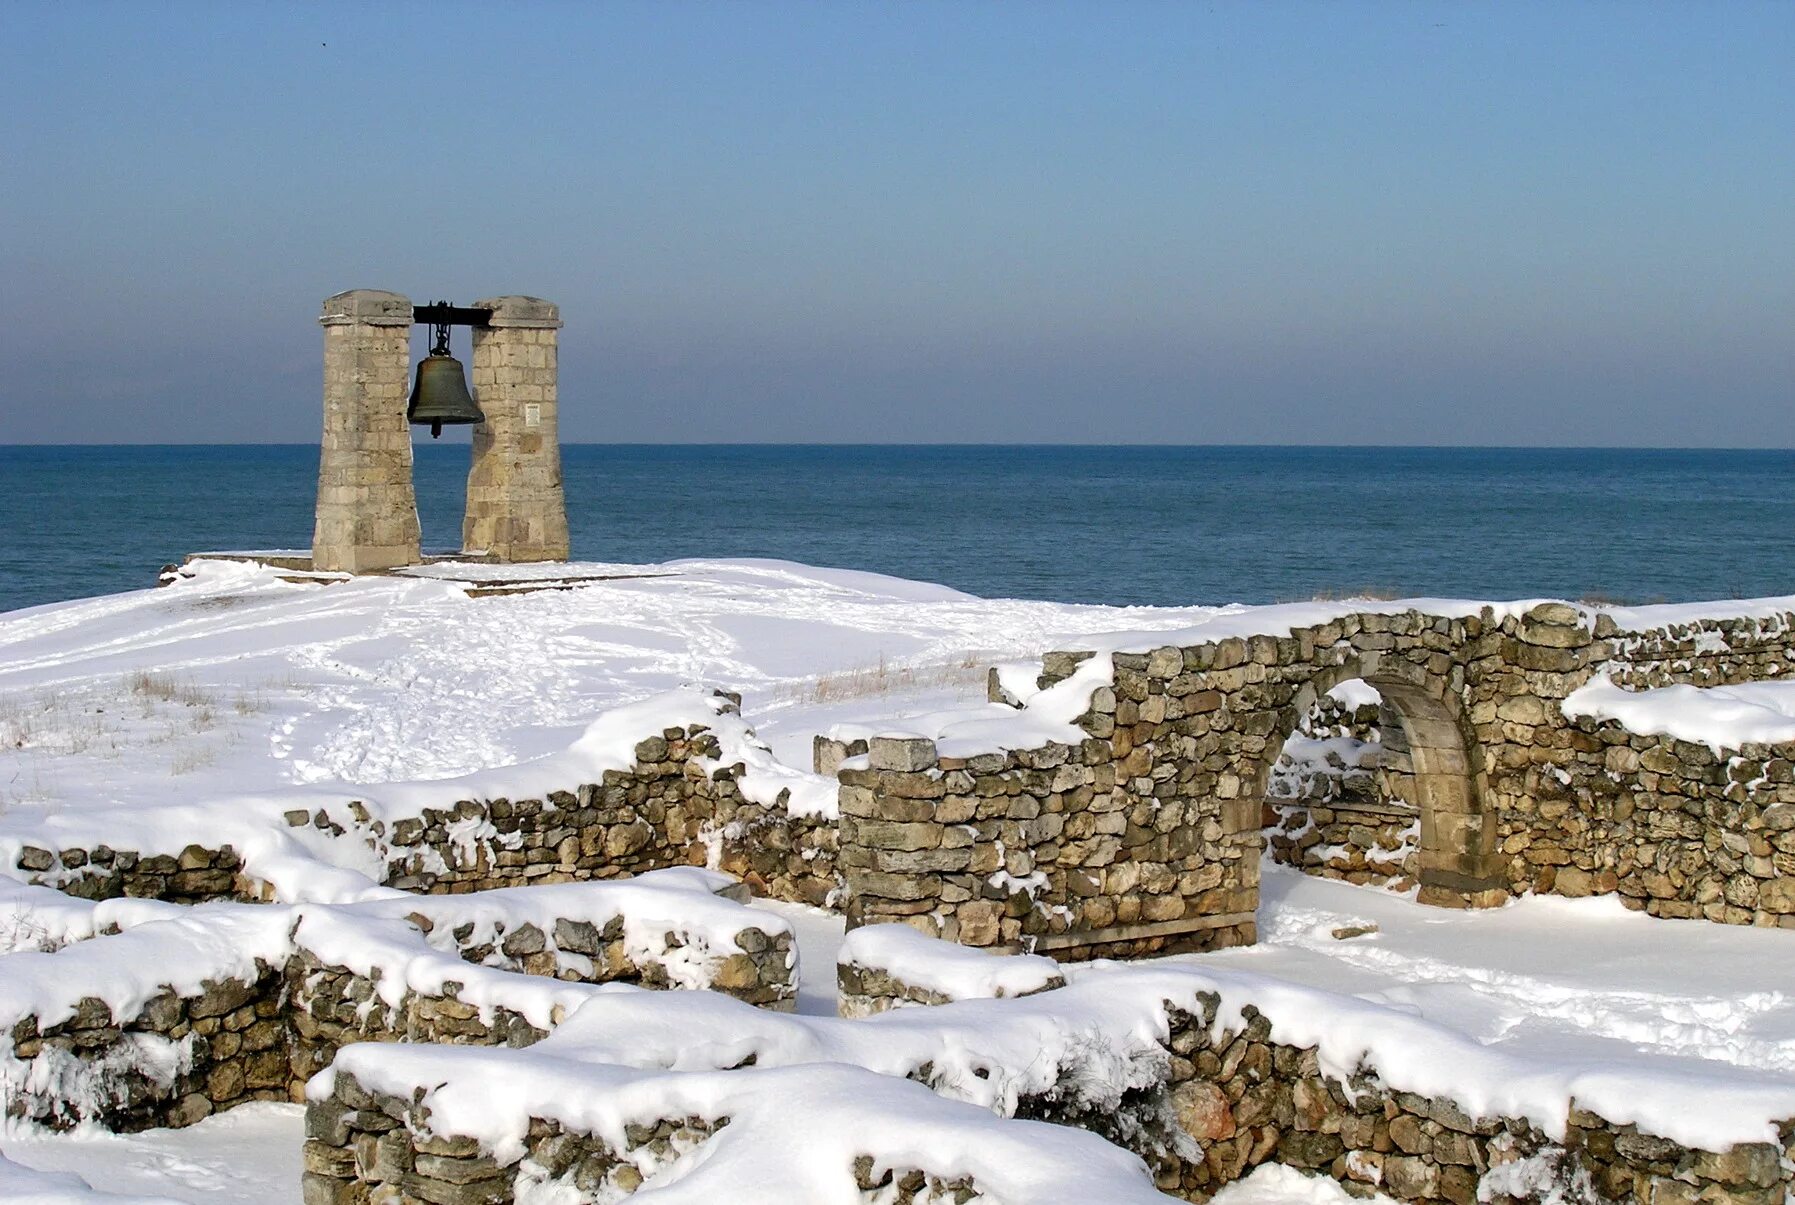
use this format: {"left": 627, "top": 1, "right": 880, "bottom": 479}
{"left": 835, "top": 601, "right": 1795, "bottom": 950}
{"left": 305, "top": 1071, "right": 998, "bottom": 1205}
{"left": 2, "top": 875, "right": 795, "bottom": 1135}
{"left": 4, "top": 964, "right": 286, "bottom": 1132}
{"left": 1131, "top": 997, "right": 1795, "bottom": 1204}
{"left": 13, "top": 842, "right": 259, "bottom": 904}
{"left": 13, "top": 704, "right": 838, "bottom": 912}
{"left": 835, "top": 925, "right": 1064, "bottom": 1017}
{"left": 837, "top": 720, "right": 1260, "bottom": 960}
{"left": 1500, "top": 716, "right": 1795, "bottom": 924}
{"left": 1264, "top": 691, "right": 1420, "bottom": 890}
{"left": 287, "top": 902, "right": 795, "bottom": 1085}
{"left": 365, "top": 715, "right": 836, "bottom": 906}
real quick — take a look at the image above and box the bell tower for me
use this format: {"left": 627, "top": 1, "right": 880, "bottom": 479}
{"left": 310, "top": 288, "right": 571, "bottom": 573}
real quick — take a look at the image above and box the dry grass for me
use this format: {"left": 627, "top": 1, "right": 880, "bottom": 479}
{"left": 0, "top": 670, "right": 292, "bottom": 804}
{"left": 127, "top": 671, "right": 214, "bottom": 710}
{"left": 0, "top": 904, "right": 54, "bottom": 954}
{"left": 772, "top": 653, "right": 989, "bottom": 707}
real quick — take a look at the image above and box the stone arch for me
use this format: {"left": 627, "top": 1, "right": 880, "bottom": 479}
{"left": 1265, "top": 651, "right": 1505, "bottom": 909}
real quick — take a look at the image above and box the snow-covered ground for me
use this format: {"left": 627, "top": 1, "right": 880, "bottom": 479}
{"left": 4, "top": 558, "right": 1795, "bottom": 1203}
{"left": 0, "top": 558, "right": 1228, "bottom": 814}
{"left": 14, "top": 866, "right": 1795, "bottom": 1203}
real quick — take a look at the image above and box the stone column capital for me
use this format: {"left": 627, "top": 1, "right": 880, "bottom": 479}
{"left": 320, "top": 290, "right": 414, "bottom": 326}
{"left": 473, "top": 295, "right": 562, "bottom": 329}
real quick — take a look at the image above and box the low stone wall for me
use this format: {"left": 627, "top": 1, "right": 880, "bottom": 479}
{"left": 1497, "top": 718, "right": 1795, "bottom": 925}
{"left": 2, "top": 872, "right": 796, "bottom": 1133}
{"left": 838, "top": 723, "right": 1259, "bottom": 960}
{"left": 1264, "top": 688, "right": 1420, "bottom": 890}
{"left": 1132, "top": 997, "right": 1795, "bottom": 1205}
{"left": 305, "top": 1072, "right": 717, "bottom": 1204}
{"left": 13, "top": 842, "right": 260, "bottom": 904}
{"left": 4, "top": 965, "right": 285, "bottom": 1131}
{"left": 370, "top": 719, "right": 835, "bottom": 908}
{"left": 14, "top": 705, "right": 839, "bottom": 911}
{"left": 287, "top": 899, "right": 796, "bottom": 1085}
{"left": 1606, "top": 611, "right": 1795, "bottom": 689}
{"left": 305, "top": 1071, "right": 991, "bottom": 1205}
{"left": 1267, "top": 799, "right": 1420, "bottom": 890}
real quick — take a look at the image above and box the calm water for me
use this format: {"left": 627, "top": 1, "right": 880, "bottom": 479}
{"left": 1, "top": 445, "right": 1792, "bottom": 614}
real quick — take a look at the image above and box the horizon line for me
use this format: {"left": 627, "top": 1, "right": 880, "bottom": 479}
{"left": 3, "top": 441, "right": 1794, "bottom": 454}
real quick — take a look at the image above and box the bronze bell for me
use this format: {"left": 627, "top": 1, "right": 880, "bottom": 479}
{"left": 407, "top": 312, "right": 484, "bottom": 438}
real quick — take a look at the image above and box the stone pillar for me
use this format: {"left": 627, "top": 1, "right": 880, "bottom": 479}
{"left": 463, "top": 296, "right": 569, "bottom": 562}
{"left": 311, "top": 290, "right": 421, "bottom": 573}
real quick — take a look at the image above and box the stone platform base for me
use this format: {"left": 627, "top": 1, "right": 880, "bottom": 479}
{"left": 164, "top": 552, "right": 672, "bottom": 597}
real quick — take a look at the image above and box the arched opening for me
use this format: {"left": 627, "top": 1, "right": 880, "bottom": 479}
{"left": 1261, "top": 657, "right": 1504, "bottom": 909}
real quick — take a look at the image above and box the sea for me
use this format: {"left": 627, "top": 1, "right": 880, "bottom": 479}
{"left": 2, "top": 445, "right": 1792, "bottom": 614}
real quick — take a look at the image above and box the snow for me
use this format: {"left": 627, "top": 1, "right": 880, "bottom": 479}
{"left": 0, "top": 905, "right": 290, "bottom": 1032}
{"left": 516, "top": 939, "right": 1795, "bottom": 1152}
{"left": 1563, "top": 674, "right": 1795, "bottom": 750}
{"left": 316, "top": 1049, "right": 1177, "bottom": 1205}
{"left": 0, "top": 867, "right": 776, "bottom": 1046}
{"left": 11, "top": 863, "right": 1795, "bottom": 1201}
{"left": 840, "top": 924, "right": 1062, "bottom": 1001}
{"left": 0, "top": 557, "right": 1230, "bottom": 871}
{"left": 0, "top": 1103, "right": 301, "bottom": 1204}
{"left": 1212, "top": 1165, "right": 1393, "bottom": 1205}
{"left": 1325, "top": 679, "right": 1382, "bottom": 709}
{"left": 0, "top": 1153, "right": 186, "bottom": 1204}
{"left": 7, "top": 559, "right": 1795, "bottom": 1202}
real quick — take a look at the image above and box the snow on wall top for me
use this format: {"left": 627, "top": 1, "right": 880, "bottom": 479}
{"left": 1563, "top": 676, "right": 1795, "bottom": 751}
{"left": 314, "top": 1046, "right": 1174, "bottom": 1204}
{"left": 0, "top": 687, "right": 835, "bottom": 901}
{"left": 0, "top": 868, "right": 777, "bottom": 1037}
{"left": 839, "top": 924, "right": 1062, "bottom": 1000}
{"left": 519, "top": 961, "right": 1795, "bottom": 1153}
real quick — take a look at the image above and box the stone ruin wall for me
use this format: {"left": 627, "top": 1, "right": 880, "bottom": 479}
{"left": 13, "top": 707, "right": 839, "bottom": 912}
{"left": 834, "top": 700, "right": 1262, "bottom": 959}
{"left": 1103, "top": 997, "right": 1792, "bottom": 1205}
{"left": 285, "top": 907, "right": 795, "bottom": 1088}
{"left": 5, "top": 965, "right": 288, "bottom": 1132}
{"left": 4, "top": 886, "right": 795, "bottom": 1133}
{"left": 1263, "top": 691, "right": 1421, "bottom": 890}
{"left": 306, "top": 1072, "right": 987, "bottom": 1205}
{"left": 832, "top": 603, "right": 1795, "bottom": 952}
{"left": 300, "top": 975, "right": 1795, "bottom": 1205}
{"left": 16, "top": 606, "right": 1795, "bottom": 963}
{"left": 808, "top": 950, "right": 1795, "bottom": 1205}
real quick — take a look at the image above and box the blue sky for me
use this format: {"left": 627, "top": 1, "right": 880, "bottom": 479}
{"left": 1, "top": 1, "right": 1790, "bottom": 445}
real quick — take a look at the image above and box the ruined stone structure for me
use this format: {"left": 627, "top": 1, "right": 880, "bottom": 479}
{"left": 830, "top": 601, "right": 1795, "bottom": 956}
{"left": 1, "top": 872, "right": 794, "bottom": 1134}
{"left": 299, "top": 963, "right": 1795, "bottom": 1205}
{"left": 11, "top": 600, "right": 1795, "bottom": 1204}
{"left": 310, "top": 288, "right": 569, "bottom": 573}
{"left": 1264, "top": 690, "right": 1421, "bottom": 890}
{"left": 815, "top": 957, "right": 1795, "bottom": 1205}
{"left": 15, "top": 603, "right": 1795, "bottom": 954}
